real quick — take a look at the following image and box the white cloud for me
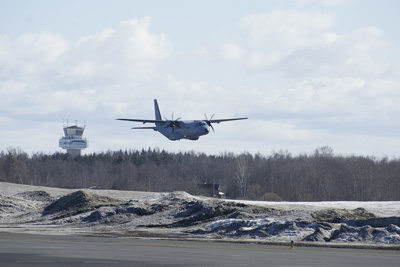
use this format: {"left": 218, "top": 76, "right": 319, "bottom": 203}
{"left": 221, "top": 43, "right": 243, "bottom": 61}
{"left": 0, "top": 34, "right": 13, "bottom": 62}
{"left": 77, "top": 28, "right": 115, "bottom": 44}
{"left": 76, "top": 17, "right": 171, "bottom": 62}
{"left": 239, "top": 10, "right": 334, "bottom": 47}
{"left": 240, "top": 17, "right": 394, "bottom": 79}
{"left": 247, "top": 51, "right": 282, "bottom": 70}
{"left": 0, "top": 32, "right": 69, "bottom": 81}
{"left": 237, "top": 10, "right": 341, "bottom": 74}
{"left": 0, "top": 17, "right": 172, "bottom": 118}
{"left": 70, "top": 62, "right": 97, "bottom": 78}
{"left": 294, "top": 0, "right": 351, "bottom": 8}
{"left": 71, "top": 17, "right": 172, "bottom": 84}
{"left": 247, "top": 119, "right": 313, "bottom": 141}
{"left": 15, "top": 32, "right": 69, "bottom": 63}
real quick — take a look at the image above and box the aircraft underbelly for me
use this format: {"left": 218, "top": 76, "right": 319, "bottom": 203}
{"left": 156, "top": 126, "right": 207, "bottom": 141}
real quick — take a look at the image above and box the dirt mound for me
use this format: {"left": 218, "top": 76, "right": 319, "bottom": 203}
{"left": 138, "top": 199, "right": 277, "bottom": 229}
{"left": 304, "top": 208, "right": 400, "bottom": 243}
{"left": 302, "top": 223, "right": 333, "bottom": 242}
{"left": 82, "top": 200, "right": 169, "bottom": 223}
{"left": 16, "top": 191, "right": 53, "bottom": 202}
{"left": 0, "top": 194, "right": 25, "bottom": 213}
{"left": 170, "top": 201, "right": 243, "bottom": 227}
{"left": 311, "top": 208, "right": 375, "bottom": 223}
{"left": 163, "top": 191, "right": 196, "bottom": 202}
{"left": 42, "top": 190, "right": 122, "bottom": 217}
{"left": 327, "top": 224, "right": 400, "bottom": 243}
{"left": 346, "top": 216, "right": 400, "bottom": 228}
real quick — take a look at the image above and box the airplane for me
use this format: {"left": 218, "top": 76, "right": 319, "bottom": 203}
{"left": 117, "top": 99, "right": 247, "bottom": 141}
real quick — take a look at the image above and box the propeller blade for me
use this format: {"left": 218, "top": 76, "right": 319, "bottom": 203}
{"left": 163, "top": 113, "right": 182, "bottom": 133}
{"left": 204, "top": 113, "right": 215, "bottom": 132}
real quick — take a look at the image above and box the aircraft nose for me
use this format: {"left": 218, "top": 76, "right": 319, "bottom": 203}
{"left": 205, "top": 128, "right": 209, "bottom": 134}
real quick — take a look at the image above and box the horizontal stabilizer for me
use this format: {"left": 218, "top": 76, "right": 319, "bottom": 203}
{"left": 117, "top": 118, "right": 164, "bottom": 124}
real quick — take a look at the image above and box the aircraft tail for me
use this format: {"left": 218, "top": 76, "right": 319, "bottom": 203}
{"left": 154, "top": 99, "right": 162, "bottom": 121}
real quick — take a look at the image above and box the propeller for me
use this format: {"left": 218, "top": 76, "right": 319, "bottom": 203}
{"left": 204, "top": 113, "right": 215, "bottom": 132}
{"left": 164, "top": 113, "right": 182, "bottom": 133}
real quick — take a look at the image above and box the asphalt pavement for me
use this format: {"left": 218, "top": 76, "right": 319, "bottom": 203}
{"left": 0, "top": 232, "right": 399, "bottom": 266}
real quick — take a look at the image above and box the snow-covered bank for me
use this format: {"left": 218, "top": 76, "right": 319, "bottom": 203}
{"left": 1, "top": 182, "right": 399, "bottom": 248}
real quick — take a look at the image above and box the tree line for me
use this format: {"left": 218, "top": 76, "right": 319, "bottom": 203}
{"left": 0, "top": 146, "right": 399, "bottom": 201}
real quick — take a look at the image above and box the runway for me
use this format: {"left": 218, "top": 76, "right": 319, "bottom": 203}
{"left": 0, "top": 232, "right": 399, "bottom": 266}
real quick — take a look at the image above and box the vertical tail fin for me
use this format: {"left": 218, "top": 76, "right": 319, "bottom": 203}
{"left": 154, "top": 99, "right": 162, "bottom": 121}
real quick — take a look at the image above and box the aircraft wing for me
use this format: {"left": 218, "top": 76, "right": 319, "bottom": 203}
{"left": 209, "top": 117, "right": 248, "bottom": 124}
{"left": 116, "top": 118, "right": 164, "bottom": 124}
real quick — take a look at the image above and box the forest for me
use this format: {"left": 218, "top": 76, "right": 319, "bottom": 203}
{"left": 0, "top": 146, "right": 399, "bottom": 201}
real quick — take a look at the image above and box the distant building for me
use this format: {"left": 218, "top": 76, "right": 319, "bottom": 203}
{"left": 59, "top": 122, "right": 88, "bottom": 157}
{"left": 197, "top": 183, "right": 221, "bottom": 198}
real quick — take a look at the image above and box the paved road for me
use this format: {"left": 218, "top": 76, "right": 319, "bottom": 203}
{"left": 0, "top": 232, "right": 399, "bottom": 266}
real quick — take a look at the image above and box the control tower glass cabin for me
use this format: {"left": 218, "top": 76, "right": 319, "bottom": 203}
{"left": 59, "top": 124, "right": 88, "bottom": 157}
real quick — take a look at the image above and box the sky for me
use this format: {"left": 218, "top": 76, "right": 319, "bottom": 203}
{"left": 1, "top": 0, "right": 400, "bottom": 157}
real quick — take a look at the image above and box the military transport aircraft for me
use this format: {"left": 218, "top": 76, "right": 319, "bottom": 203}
{"left": 117, "top": 99, "right": 247, "bottom": 141}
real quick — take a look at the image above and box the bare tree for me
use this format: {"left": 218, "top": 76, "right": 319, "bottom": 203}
{"left": 233, "top": 153, "right": 251, "bottom": 197}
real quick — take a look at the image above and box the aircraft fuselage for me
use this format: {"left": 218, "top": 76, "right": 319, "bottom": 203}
{"left": 155, "top": 120, "right": 210, "bottom": 141}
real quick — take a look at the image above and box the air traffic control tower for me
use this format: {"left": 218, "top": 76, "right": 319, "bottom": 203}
{"left": 59, "top": 122, "right": 88, "bottom": 157}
